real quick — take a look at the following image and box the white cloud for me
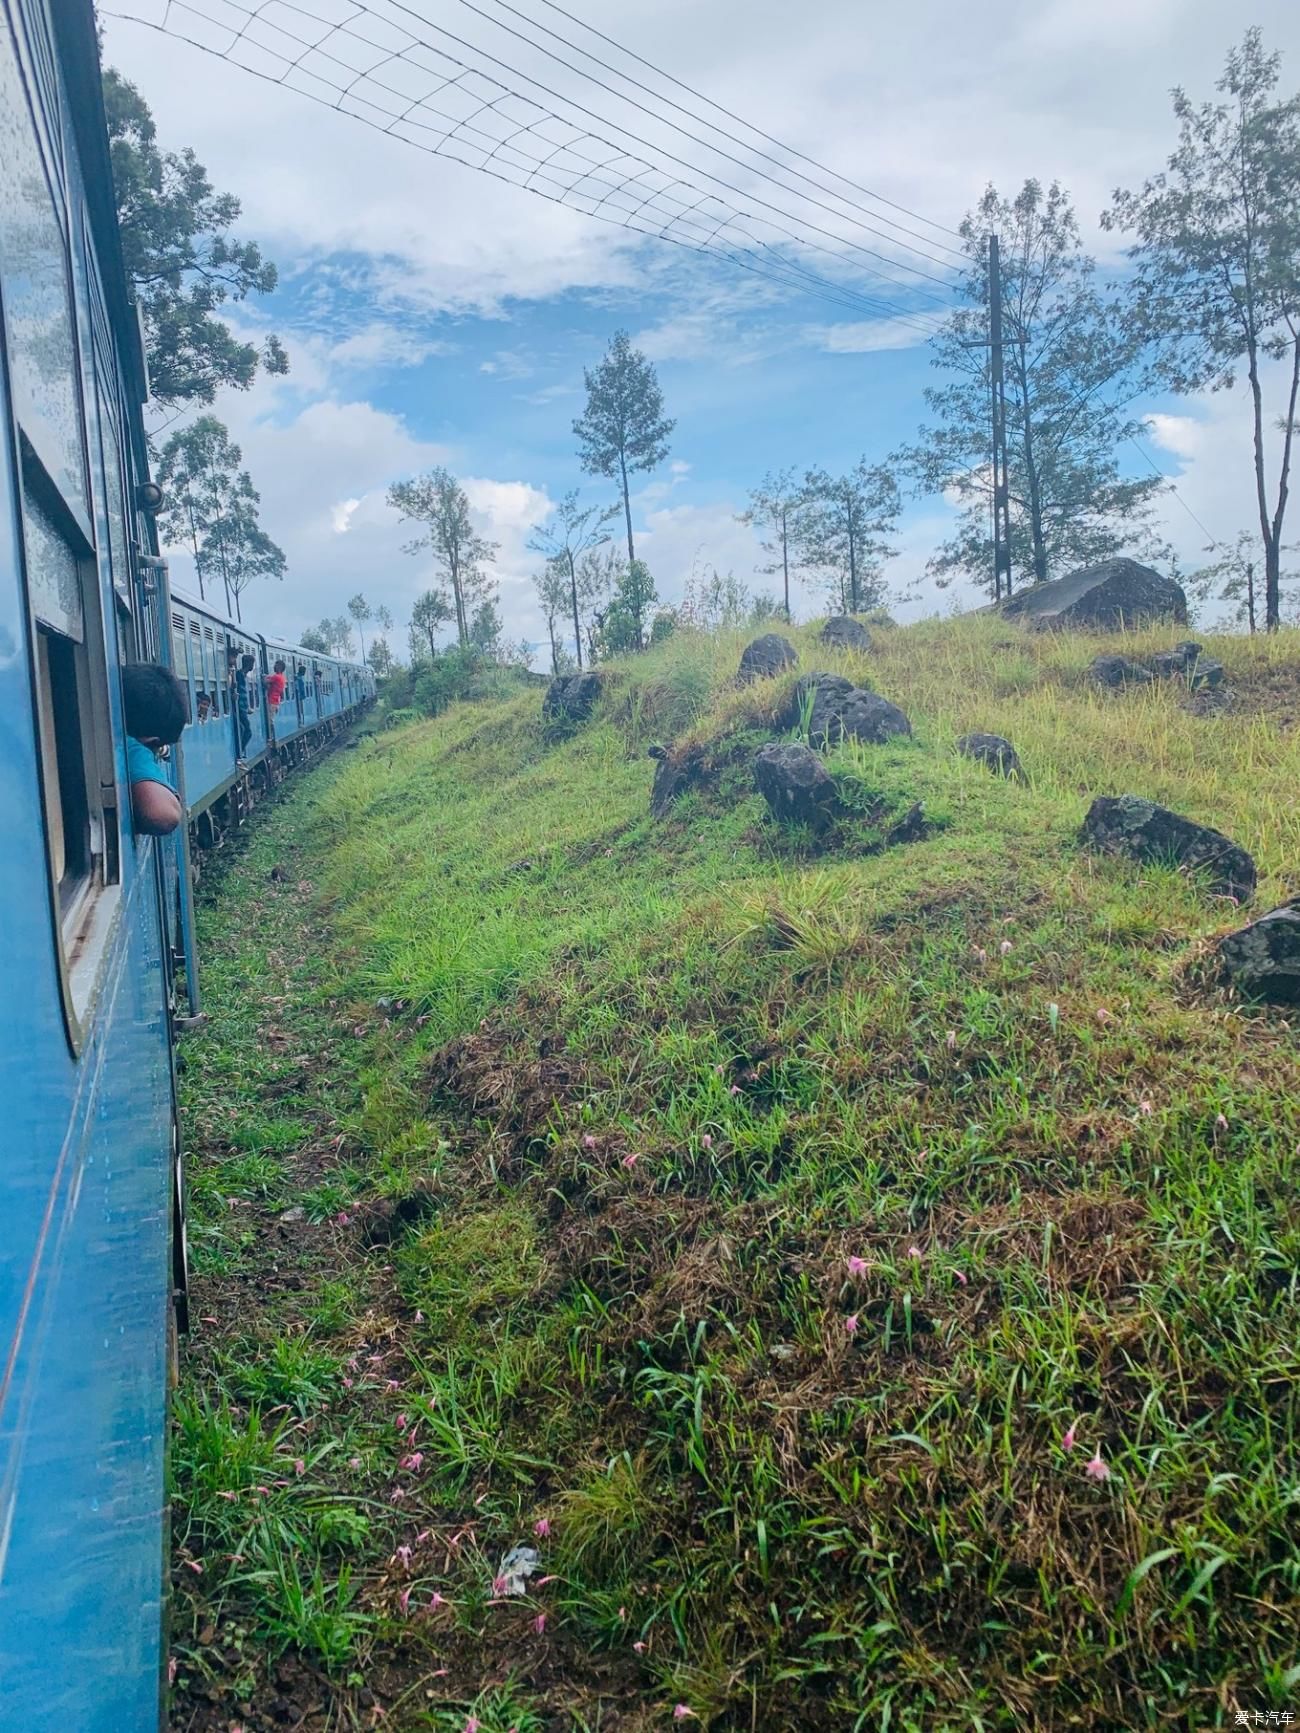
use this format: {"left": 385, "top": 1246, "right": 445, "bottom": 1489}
{"left": 329, "top": 324, "right": 454, "bottom": 371}
{"left": 804, "top": 317, "right": 933, "bottom": 354}
{"left": 330, "top": 497, "right": 362, "bottom": 535}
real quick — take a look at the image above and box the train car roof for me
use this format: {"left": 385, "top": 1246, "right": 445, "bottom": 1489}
{"left": 170, "top": 587, "right": 370, "bottom": 675}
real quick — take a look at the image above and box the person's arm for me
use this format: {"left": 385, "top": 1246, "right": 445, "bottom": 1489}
{"left": 132, "top": 779, "right": 183, "bottom": 835}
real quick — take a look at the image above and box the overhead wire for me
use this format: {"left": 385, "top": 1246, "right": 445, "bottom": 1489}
{"left": 1127, "top": 434, "right": 1223, "bottom": 549}
{"left": 433, "top": 0, "right": 968, "bottom": 267}
{"left": 105, "top": 0, "right": 951, "bottom": 333}
{"left": 522, "top": 0, "right": 967, "bottom": 245}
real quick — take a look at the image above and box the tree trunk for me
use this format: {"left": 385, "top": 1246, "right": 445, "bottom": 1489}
{"left": 449, "top": 548, "right": 468, "bottom": 648}
{"left": 567, "top": 550, "right": 583, "bottom": 670}
{"left": 1246, "top": 563, "right": 1256, "bottom": 635}
{"left": 1264, "top": 333, "right": 1300, "bottom": 633}
{"left": 619, "top": 450, "right": 635, "bottom": 566}
{"left": 845, "top": 492, "right": 859, "bottom": 612}
{"left": 781, "top": 505, "right": 790, "bottom": 620}
{"left": 1013, "top": 340, "right": 1048, "bottom": 583}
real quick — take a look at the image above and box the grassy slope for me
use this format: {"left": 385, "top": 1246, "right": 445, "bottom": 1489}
{"left": 175, "top": 616, "right": 1300, "bottom": 1732}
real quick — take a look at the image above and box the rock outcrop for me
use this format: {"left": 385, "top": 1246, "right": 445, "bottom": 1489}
{"left": 956, "top": 732, "right": 1023, "bottom": 778}
{"left": 820, "top": 615, "right": 872, "bottom": 651}
{"left": 542, "top": 669, "right": 603, "bottom": 724}
{"left": 738, "top": 633, "right": 798, "bottom": 684}
{"left": 1091, "top": 654, "right": 1154, "bottom": 689}
{"left": 1001, "top": 558, "right": 1188, "bottom": 631}
{"left": 1081, "top": 794, "right": 1256, "bottom": 903}
{"left": 753, "top": 743, "right": 837, "bottom": 831}
{"left": 1217, "top": 901, "right": 1300, "bottom": 1004}
{"left": 783, "top": 671, "right": 911, "bottom": 747}
{"left": 650, "top": 743, "right": 707, "bottom": 817}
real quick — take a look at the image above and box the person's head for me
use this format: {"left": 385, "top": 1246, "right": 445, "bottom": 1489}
{"left": 274, "top": 659, "right": 286, "bottom": 674}
{"left": 241, "top": 653, "right": 255, "bottom": 672}
{"left": 123, "top": 661, "right": 188, "bottom": 746}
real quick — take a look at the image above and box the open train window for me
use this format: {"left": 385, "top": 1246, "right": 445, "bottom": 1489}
{"left": 1, "top": 14, "right": 120, "bottom": 1040}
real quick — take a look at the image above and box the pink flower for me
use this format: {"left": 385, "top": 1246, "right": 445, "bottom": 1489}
{"left": 493, "top": 1575, "right": 509, "bottom": 1595}
{"left": 1061, "top": 1423, "right": 1077, "bottom": 1452}
{"left": 464, "top": 1719, "right": 480, "bottom": 1733}
{"left": 389, "top": 1486, "right": 406, "bottom": 1502}
{"left": 1000, "top": 939, "right": 1012, "bottom": 956}
{"left": 414, "top": 1310, "right": 425, "bottom": 1323}
{"left": 396, "top": 1414, "right": 408, "bottom": 1430}
{"left": 844, "top": 1314, "right": 858, "bottom": 1336}
{"left": 952, "top": 1269, "right": 967, "bottom": 1286}
{"left": 973, "top": 946, "right": 988, "bottom": 964}
{"left": 907, "top": 1244, "right": 923, "bottom": 1260}
{"left": 430, "top": 1591, "right": 447, "bottom": 1608}
{"left": 167, "top": 1658, "right": 178, "bottom": 1685}
{"left": 633, "top": 1640, "right": 647, "bottom": 1654}
{"left": 1215, "top": 1112, "right": 1229, "bottom": 1130}
{"left": 729, "top": 1083, "right": 742, "bottom": 1096}
{"left": 674, "top": 1709, "right": 697, "bottom": 1722}
{"left": 386, "top": 1379, "right": 401, "bottom": 1392}
{"left": 847, "top": 1255, "right": 868, "bottom": 1278}
{"left": 398, "top": 1587, "right": 411, "bottom": 1615}
{"left": 1139, "top": 1099, "right": 1153, "bottom": 1116}
{"left": 582, "top": 1134, "right": 597, "bottom": 1150}
{"left": 533, "top": 1518, "right": 551, "bottom": 1538}
{"left": 293, "top": 1458, "right": 306, "bottom": 1476}
{"left": 622, "top": 1152, "right": 639, "bottom": 1170}
{"left": 618, "top": 1605, "right": 627, "bottom": 1620}
{"left": 400, "top": 1452, "right": 424, "bottom": 1471}
{"left": 395, "top": 1545, "right": 412, "bottom": 1569}
{"left": 335, "top": 1211, "right": 351, "bottom": 1226}
{"left": 945, "top": 1030, "right": 957, "bottom": 1051}
{"left": 700, "top": 1133, "right": 713, "bottom": 1150}
{"left": 1085, "top": 1451, "right": 1109, "bottom": 1482}
{"left": 342, "top": 1376, "right": 354, "bottom": 1389}
{"left": 1095, "top": 1007, "right": 1112, "bottom": 1025}
{"left": 348, "top": 1456, "right": 362, "bottom": 1469}
{"left": 534, "top": 1612, "right": 547, "bottom": 1635}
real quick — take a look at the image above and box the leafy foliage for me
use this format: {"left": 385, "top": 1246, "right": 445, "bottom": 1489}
{"left": 528, "top": 489, "right": 616, "bottom": 669}
{"left": 388, "top": 468, "right": 498, "bottom": 650}
{"left": 799, "top": 459, "right": 901, "bottom": 611}
{"left": 155, "top": 415, "right": 284, "bottom": 617}
{"left": 104, "top": 68, "right": 287, "bottom": 408}
{"left": 739, "top": 467, "right": 805, "bottom": 620}
{"left": 1107, "top": 30, "right": 1300, "bottom": 629}
{"left": 899, "top": 180, "right": 1165, "bottom": 594}
{"left": 573, "top": 331, "right": 675, "bottom": 566}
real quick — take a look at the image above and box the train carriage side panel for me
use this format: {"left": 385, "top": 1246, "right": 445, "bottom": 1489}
{"left": 0, "top": 2, "right": 176, "bottom": 1727}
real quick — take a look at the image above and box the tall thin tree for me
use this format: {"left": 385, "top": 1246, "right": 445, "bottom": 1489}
{"left": 527, "top": 489, "right": 616, "bottom": 668}
{"left": 739, "top": 467, "right": 804, "bottom": 620}
{"left": 387, "top": 469, "right": 498, "bottom": 650}
{"left": 573, "top": 331, "right": 675, "bottom": 567}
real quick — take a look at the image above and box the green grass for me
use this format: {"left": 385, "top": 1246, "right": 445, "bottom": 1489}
{"left": 173, "top": 612, "right": 1300, "bottom": 1730}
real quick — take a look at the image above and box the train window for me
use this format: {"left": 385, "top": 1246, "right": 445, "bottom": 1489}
{"left": 171, "top": 610, "right": 191, "bottom": 688}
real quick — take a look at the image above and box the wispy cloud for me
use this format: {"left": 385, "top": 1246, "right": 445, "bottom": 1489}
{"left": 803, "top": 318, "right": 935, "bottom": 355}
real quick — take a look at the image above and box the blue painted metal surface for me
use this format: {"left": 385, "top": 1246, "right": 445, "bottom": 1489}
{"left": 0, "top": 4, "right": 373, "bottom": 1727}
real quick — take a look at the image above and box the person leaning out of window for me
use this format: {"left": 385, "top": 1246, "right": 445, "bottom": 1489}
{"left": 123, "top": 662, "right": 188, "bottom": 836}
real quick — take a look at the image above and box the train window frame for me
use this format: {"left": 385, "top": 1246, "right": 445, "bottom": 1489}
{"left": 1, "top": 13, "right": 123, "bottom": 1048}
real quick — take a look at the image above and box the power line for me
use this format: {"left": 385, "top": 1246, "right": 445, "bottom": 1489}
{"left": 380, "top": 0, "right": 961, "bottom": 300}
{"left": 106, "top": 0, "right": 950, "bottom": 334}
{"left": 441, "top": 0, "right": 969, "bottom": 265}
{"left": 105, "top": 0, "right": 948, "bottom": 332}
{"left": 522, "top": 0, "right": 967, "bottom": 246}
{"left": 1128, "top": 434, "right": 1223, "bottom": 550}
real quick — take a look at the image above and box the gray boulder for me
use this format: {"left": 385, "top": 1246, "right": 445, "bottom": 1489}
{"left": 956, "top": 732, "right": 1023, "bottom": 779}
{"left": 785, "top": 671, "right": 911, "bottom": 747}
{"left": 753, "top": 743, "right": 837, "bottom": 831}
{"left": 738, "top": 633, "right": 798, "bottom": 684}
{"left": 543, "top": 669, "right": 603, "bottom": 723}
{"left": 1149, "top": 642, "right": 1225, "bottom": 689}
{"left": 1081, "top": 794, "right": 1257, "bottom": 903}
{"left": 1001, "top": 558, "right": 1188, "bottom": 631}
{"left": 1092, "top": 654, "right": 1153, "bottom": 689}
{"left": 650, "top": 743, "right": 706, "bottom": 817}
{"left": 1218, "top": 902, "right": 1300, "bottom": 1004}
{"left": 820, "top": 615, "right": 872, "bottom": 651}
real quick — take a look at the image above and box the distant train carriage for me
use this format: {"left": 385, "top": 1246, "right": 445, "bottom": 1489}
{"left": 0, "top": 3, "right": 373, "bottom": 1727}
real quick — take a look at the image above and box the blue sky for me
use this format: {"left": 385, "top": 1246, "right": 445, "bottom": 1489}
{"left": 100, "top": 0, "right": 1300, "bottom": 659}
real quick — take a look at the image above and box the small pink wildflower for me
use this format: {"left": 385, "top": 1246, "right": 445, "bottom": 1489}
{"left": 633, "top": 1640, "right": 647, "bottom": 1654}
{"left": 534, "top": 1612, "right": 547, "bottom": 1635}
{"left": 1061, "top": 1422, "right": 1077, "bottom": 1452}
{"left": 907, "top": 1244, "right": 923, "bottom": 1260}
{"left": 342, "top": 1376, "right": 353, "bottom": 1389}
{"left": 429, "top": 1591, "right": 447, "bottom": 1608}
{"left": 674, "top": 1709, "right": 697, "bottom": 1723}
{"left": 622, "top": 1152, "right": 639, "bottom": 1170}
{"left": 396, "top": 1414, "right": 408, "bottom": 1430}
{"left": 533, "top": 1518, "right": 551, "bottom": 1538}
{"left": 618, "top": 1605, "right": 627, "bottom": 1621}
{"left": 348, "top": 1456, "right": 362, "bottom": 1469}
{"left": 395, "top": 1545, "right": 412, "bottom": 1569}
{"left": 844, "top": 1314, "right": 858, "bottom": 1336}
{"left": 1095, "top": 1007, "right": 1112, "bottom": 1025}
{"left": 293, "top": 1458, "right": 306, "bottom": 1477}
{"left": 167, "top": 1658, "right": 178, "bottom": 1685}
{"left": 493, "top": 1575, "right": 509, "bottom": 1595}
{"left": 700, "top": 1133, "right": 713, "bottom": 1150}
{"left": 398, "top": 1587, "right": 411, "bottom": 1615}
{"left": 464, "top": 1719, "right": 480, "bottom": 1733}
{"left": 999, "top": 939, "right": 1012, "bottom": 957}
{"left": 184, "top": 1559, "right": 202, "bottom": 1574}
{"left": 1215, "top": 1112, "right": 1229, "bottom": 1130}
{"left": 386, "top": 1379, "right": 402, "bottom": 1392}
{"left": 335, "top": 1211, "right": 351, "bottom": 1226}
{"left": 945, "top": 1029, "right": 957, "bottom": 1051}
{"left": 952, "top": 1269, "right": 968, "bottom": 1286}
{"left": 414, "top": 1310, "right": 425, "bottom": 1323}
{"left": 1139, "top": 1099, "right": 1153, "bottom": 1116}
{"left": 1085, "top": 1451, "right": 1109, "bottom": 1482}
{"left": 582, "top": 1133, "right": 598, "bottom": 1150}
{"left": 389, "top": 1486, "right": 406, "bottom": 1502}
{"left": 847, "top": 1255, "right": 868, "bottom": 1278}
{"left": 729, "top": 1083, "right": 742, "bottom": 1096}
{"left": 400, "top": 1452, "right": 424, "bottom": 1471}
{"left": 216, "top": 1490, "right": 237, "bottom": 1502}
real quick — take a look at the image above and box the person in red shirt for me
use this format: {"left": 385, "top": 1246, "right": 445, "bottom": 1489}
{"left": 265, "top": 658, "right": 287, "bottom": 736}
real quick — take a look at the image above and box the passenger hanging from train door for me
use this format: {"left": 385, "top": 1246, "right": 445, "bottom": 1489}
{"left": 294, "top": 661, "right": 307, "bottom": 724}
{"left": 122, "top": 662, "right": 187, "bottom": 836}
{"left": 265, "top": 659, "right": 287, "bottom": 738}
{"left": 228, "top": 646, "right": 252, "bottom": 762}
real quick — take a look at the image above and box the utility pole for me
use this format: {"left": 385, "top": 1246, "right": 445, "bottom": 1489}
{"left": 988, "top": 235, "right": 1013, "bottom": 602}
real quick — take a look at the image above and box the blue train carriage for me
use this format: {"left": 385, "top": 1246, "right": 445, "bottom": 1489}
{"left": 0, "top": 0, "right": 185, "bottom": 1728}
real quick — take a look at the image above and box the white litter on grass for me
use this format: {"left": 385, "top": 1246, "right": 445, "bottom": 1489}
{"left": 495, "top": 1544, "right": 540, "bottom": 1596}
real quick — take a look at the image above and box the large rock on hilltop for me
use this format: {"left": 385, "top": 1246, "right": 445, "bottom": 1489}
{"left": 753, "top": 742, "right": 837, "bottom": 831}
{"left": 783, "top": 671, "right": 911, "bottom": 747}
{"left": 542, "top": 669, "right": 603, "bottom": 724}
{"left": 1081, "top": 794, "right": 1256, "bottom": 903}
{"left": 738, "top": 633, "right": 798, "bottom": 683}
{"left": 956, "top": 732, "right": 1023, "bottom": 779}
{"left": 1217, "top": 901, "right": 1300, "bottom": 1004}
{"left": 1002, "top": 559, "right": 1188, "bottom": 631}
{"left": 820, "top": 615, "right": 872, "bottom": 651}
